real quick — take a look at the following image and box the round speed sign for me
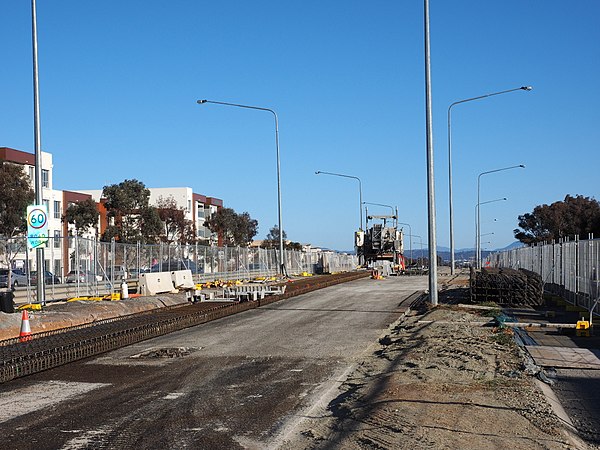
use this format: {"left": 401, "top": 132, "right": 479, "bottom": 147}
{"left": 27, "top": 208, "right": 48, "bottom": 229}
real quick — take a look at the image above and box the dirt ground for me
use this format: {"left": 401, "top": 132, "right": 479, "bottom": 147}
{"left": 284, "top": 273, "right": 592, "bottom": 450}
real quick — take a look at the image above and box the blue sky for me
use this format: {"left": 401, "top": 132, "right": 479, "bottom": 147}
{"left": 2, "top": 1, "right": 599, "bottom": 251}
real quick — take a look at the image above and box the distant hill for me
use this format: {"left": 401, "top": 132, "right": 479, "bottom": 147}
{"left": 402, "top": 241, "right": 524, "bottom": 263}
{"left": 329, "top": 241, "right": 523, "bottom": 260}
{"left": 500, "top": 241, "right": 524, "bottom": 251}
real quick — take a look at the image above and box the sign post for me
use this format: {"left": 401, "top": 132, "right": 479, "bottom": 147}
{"left": 27, "top": 204, "right": 49, "bottom": 251}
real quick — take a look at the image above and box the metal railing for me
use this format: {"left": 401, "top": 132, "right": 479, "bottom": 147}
{"left": 1, "top": 236, "right": 359, "bottom": 303}
{"left": 487, "top": 236, "right": 599, "bottom": 315}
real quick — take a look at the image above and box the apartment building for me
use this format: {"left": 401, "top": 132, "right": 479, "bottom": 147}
{"left": 0, "top": 147, "right": 100, "bottom": 276}
{"left": 82, "top": 187, "right": 223, "bottom": 244}
{"left": 1, "top": 146, "right": 224, "bottom": 277}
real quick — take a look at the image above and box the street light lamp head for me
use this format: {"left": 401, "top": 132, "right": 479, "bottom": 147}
{"left": 315, "top": 171, "right": 321, "bottom": 175}
{"left": 519, "top": 164, "right": 525, "bottom": 168}
{"left": 520, "top": 86, "right": 533, "bottom": 91}
{"left": 197, "top": 100, "right": 207, "bottom": 104}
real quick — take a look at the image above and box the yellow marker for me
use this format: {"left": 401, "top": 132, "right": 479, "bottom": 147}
{"left": 576, "top": 318, "right": 590, "bottom": 337}
{"left": 17, "top": 303, "right": 42, "bottom": 311}
{"left": 67, "top": 296, "right": 105, "bottom": 302}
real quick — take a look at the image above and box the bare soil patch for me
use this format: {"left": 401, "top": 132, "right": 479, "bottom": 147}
{"left": 283, "top": 277, "right": 588, "bottom": 449}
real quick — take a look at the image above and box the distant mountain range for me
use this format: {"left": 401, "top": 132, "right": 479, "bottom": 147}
{"left": 405, "top": 241, "right": 524, "bottom": 262}
{"left": 337, "top": 241, "right": 524, "bottom": 260}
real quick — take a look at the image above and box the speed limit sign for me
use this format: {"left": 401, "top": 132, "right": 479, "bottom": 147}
{"left": 27, "top": 204, "right": 49, "bottom": 250}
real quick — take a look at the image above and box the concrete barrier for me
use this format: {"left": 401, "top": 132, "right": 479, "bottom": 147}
{"left": 139, "top": 272, "right": 177, "bottom": 295}
{"left": 171, "top": 270, "right": 195, "bottom": 290}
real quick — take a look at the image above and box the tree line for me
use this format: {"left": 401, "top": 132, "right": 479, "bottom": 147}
{"left": 514, "top": 195, "right": 600, "bottom": 244}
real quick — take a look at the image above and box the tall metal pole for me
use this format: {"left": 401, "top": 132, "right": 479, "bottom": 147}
{"left": 315, "top": 171, "right": 363, "bottom": 231}
{"left": 447, "top": 86, "right": 531, "bottom": 275}
{"left": 31, "top": 0, "right": 46, "bottom": 305}
{"left": 476, "top": 165, "right": 524, "bottom": 268}
{"left": 413, "top": 234, "right": 425, "bottom": 271}
{"left": 475, "top": 198, "right": 505, "bottom": 269}
{"left": 197, "top": 99, "right": 286, "bottom": 275}
{"left": 398, "top": 222, "right": 413, "bottom": 263}
{"left": 424, "top": 0, "right": 438, "bottom": 305}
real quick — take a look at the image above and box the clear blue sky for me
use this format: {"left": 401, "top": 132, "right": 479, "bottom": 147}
{"left": 2, "top": 1, "right": 599, "bottom": 251}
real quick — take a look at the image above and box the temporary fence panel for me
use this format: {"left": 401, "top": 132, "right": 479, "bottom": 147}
{"left": 1, "top": 235, "right": 359, "bottom": 302}
{"left": 489, "top": 237, "right": 599, "bottom": 314}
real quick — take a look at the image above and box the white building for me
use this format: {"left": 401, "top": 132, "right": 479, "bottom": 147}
{"left": 78, "top": 187, "right": 222, "bottom": 244}
{"left": 0, "top": 147, "right": 94, "bottom": 276}
{"left": 1, "top": 147, "right": 225, "bottom": 278}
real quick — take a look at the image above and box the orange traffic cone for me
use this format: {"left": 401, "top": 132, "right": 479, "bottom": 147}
{"left": 19, "top": 310, "right": 32, "bottom": 342}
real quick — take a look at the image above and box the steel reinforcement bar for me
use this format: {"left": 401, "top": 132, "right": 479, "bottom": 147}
{"left": 0, "top": 271, "right": 369, "bottom": 383}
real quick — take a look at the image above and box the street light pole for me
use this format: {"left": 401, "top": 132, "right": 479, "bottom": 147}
{"left": 424, "top": 0, "right": 438, "bottom": 305}
{"left": 315, "top": 171, "right": 363, "bottom": 231}
{"left": 397, "top": 222, "right": 413, "bottom": 263}
{"left": 448, "top": 86, "right": 532, "bottom": 275}
{"left": 31, "top": 0, "right": 46, "bottom": 306}
{"left": 475, "top": 198, "right": 505, "bottom": 263}
{"left": 412, "top": 234, "right": 425, "bottom": 272}
{"left": 197, "top": 99, "right": 285, "bottom": 275}
{"left": 477, "top": 166, "right": 525, "bottom": 268}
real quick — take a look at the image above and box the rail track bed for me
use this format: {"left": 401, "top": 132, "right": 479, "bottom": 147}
{"left": 0, "top": 271, "right": 368, "bottom": 383}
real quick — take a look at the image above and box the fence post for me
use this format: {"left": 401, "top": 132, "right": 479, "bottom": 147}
{"left": 93, "top": 237, "right": 99, "bottom": 296}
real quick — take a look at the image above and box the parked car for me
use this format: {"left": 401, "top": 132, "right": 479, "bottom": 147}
{"left": 65, "top": 270, "right": 99, "bottom": 284}
{"left": 29, "top": 270, "right": 62, "bottom": 285}
{"left": 150, "top": 259, "right": 200, "bottom": 273}
{"left": 0, "top": 268, "right": 29, "bottom": 289}
{"left": 0, "top": 269, "right": 27, "bottom": 289}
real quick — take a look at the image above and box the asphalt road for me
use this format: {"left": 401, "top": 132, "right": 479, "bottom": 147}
{"left": 0, "top": 275, "right": 427, "bottom": 449}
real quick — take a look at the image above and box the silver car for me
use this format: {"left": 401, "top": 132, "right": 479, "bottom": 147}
{"left": 0, "top": 268, "right": 29, "bottom": 289}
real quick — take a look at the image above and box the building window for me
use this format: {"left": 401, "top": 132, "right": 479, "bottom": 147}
{"left": 28, "top": 166, "right": 34, "bottom": 181}
{"left": 43, "top": 199, "right": 50, "bottom": 212}
{"left": 54, "top": 260, "right": 61, "bottom": 278}
{"left": 54, "top": 230, "right": 61, "bottom": 249}
{"left": 42, "top": 169, "right": 49, "bottom": 188}
{"left": 54, "top": 200, "right": 61, "bottom": 219}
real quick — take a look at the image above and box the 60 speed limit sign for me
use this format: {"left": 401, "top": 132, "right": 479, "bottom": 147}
{"left": 27, "top": 204, "right": 49, "bottom": 250}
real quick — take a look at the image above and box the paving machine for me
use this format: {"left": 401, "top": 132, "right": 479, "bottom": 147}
{"left": 355, "top": 209, "right": 405, "bottom": 274}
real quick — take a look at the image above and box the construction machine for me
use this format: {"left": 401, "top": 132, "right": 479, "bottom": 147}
{"left": 355, "top": 209, "right": 405, "bottom": 274}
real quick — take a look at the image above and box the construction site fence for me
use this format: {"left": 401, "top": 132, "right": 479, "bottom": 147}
{"left": 1, "top": 236, "right": 359, "bottom": 303}
{"left": 487, "top": 236, "right": 600, "bottom": 315}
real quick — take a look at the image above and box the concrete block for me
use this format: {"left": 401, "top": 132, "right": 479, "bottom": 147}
{"left": 139, "top": 272, "right": 176, "bottom": 295}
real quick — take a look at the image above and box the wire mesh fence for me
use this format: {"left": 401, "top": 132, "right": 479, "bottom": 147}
{"left": 488, "top": 236, "right": 600, "bottom": 314}
{"left": 1, "top": 236, "right": 359, "bottom": 303}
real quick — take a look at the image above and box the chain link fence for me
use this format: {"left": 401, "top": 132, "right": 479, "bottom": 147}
{"left": 1, "top": 236, "right": 359, "bottom": 302}
{"left": 487, "top": 237, "right": 600, "bottom": 315}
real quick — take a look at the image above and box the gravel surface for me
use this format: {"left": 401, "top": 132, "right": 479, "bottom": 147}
{"left": 0, "top": 272, "right": 596, "bottom": 449}
{"left": 282, "top": 277, "right": 591, "bottom": 450}
{"left": 0, "top": 275, "right": 425, "bottom": 449}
